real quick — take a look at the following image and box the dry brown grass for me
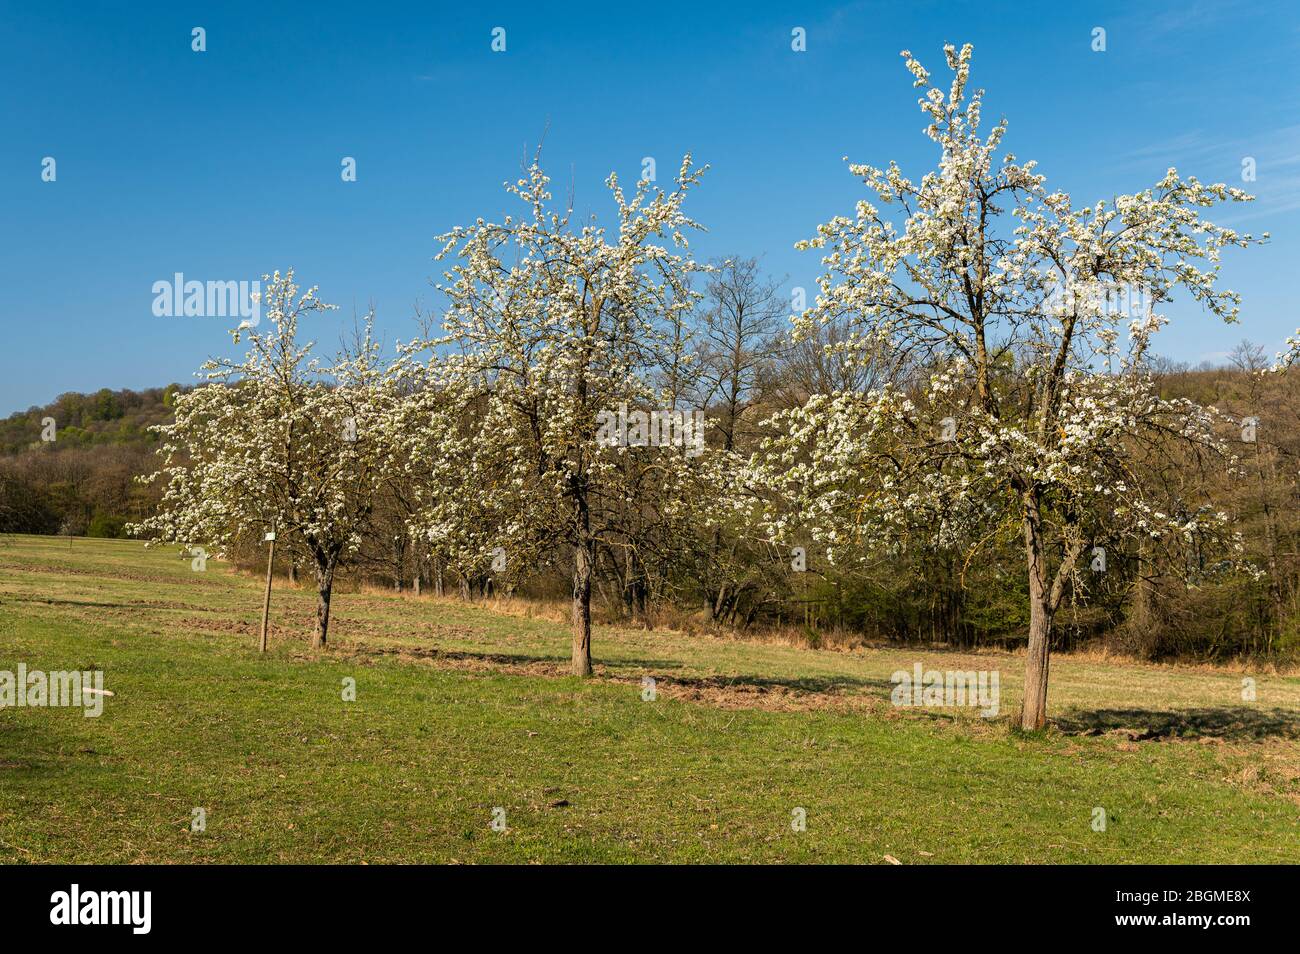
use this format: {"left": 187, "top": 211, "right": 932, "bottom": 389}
{"left": 362, "top": 587, "right": 1300, "bottom": 675}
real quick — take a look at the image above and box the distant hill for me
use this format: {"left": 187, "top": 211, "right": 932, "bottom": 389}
{"left": 0, "top": 385, "right": 183, "bottom": 455}
{"left": 0, "top": 386, "right": 185, "bottom": 537}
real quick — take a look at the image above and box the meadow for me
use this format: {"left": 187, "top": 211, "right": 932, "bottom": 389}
{"left": 1, "top": 535, "right": 1297, "bottom": 864}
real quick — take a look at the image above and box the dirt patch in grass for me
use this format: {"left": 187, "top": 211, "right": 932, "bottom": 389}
{"left": 650, "top": 674, "right": 888, "bottom": 713}
{"left": 0, "top": 560, "right": 219, "bottom": 587}
{"left": 328, "top": 620, "right": 484, "bottom": 642}
{"left": 329, "top": 641, "right": 890, "bottom": 714}
{"left": 175, "top": 615, "right": 259, "bottom": 638}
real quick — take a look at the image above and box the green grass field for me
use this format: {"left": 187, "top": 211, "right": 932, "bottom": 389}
{"left": 1, "top": 535, "right": 1297, "bottom": 863}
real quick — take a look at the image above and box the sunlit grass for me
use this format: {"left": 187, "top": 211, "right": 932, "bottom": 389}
{"left": 1, "top": 535, "right": 1296, "bottom": 863}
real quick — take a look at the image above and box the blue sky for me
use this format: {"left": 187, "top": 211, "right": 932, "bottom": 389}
{"left": 3, "top": 0, "right": 1298, "bottom": 414}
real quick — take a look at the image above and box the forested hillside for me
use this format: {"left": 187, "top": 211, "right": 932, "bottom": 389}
{"left": 0, "top": 385, "right": 181, "bottom": 537}
{"left": 0, "top": 385, "right": 182, "bottom": 454}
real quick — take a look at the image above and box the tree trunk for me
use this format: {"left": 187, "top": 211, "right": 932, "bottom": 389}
{"left": 622, "top": 548, "right": 647, "bottom": 621}
{"left": 1021, "top": 494, "right": 1052, "bottom": 731}
{"left": 572, "top": 540, "right": 593, "bottom": 676}
{"left": 712, "top": 583, "right": 729, "bottom": 621}
{"left": 313, "top": 563, "right": 336, "bottom": 650}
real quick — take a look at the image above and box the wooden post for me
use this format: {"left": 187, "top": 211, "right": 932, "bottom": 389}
{"left": 259, "top": 522, "right": 276, "bottom": 653}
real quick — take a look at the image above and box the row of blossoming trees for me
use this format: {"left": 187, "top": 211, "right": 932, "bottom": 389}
{"left": 133, "top": 45, "right": 1269, "bottom": 730}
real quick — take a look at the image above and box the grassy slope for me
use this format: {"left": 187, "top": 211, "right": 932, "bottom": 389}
{"left": 0, "top": 535, "right": 1297, "bottom": 864}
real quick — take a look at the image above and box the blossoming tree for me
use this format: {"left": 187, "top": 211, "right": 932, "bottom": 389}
{"left": 133, "top": 270, "right": 397, "bottom": 648}
{"left": 752, "top": 44, "right": 1265, "bottom": 729}
{"left": 420, "top": 154, "right": 714, "bottom": 675}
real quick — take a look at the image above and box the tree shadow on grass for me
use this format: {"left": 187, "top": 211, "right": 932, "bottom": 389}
{"left": 1054, "top": 706, "right": 1300, "bottom": 741}
{"left": 341, "top": 643, "right": 689, "bottom": 674}
{"left": 14, "top": 596, "right": 192, "bottom": 611}
{"left": 0, "top": 712, "right": 87, "bottom": 778}
{"left": 340, "top": 643, "right": 893, "bottom": 695}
